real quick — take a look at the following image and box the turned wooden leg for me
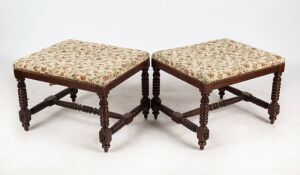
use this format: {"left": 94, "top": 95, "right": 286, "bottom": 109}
{"left": 151, "top": 67, "right": 161, "bottom": 120}
{"left": 197, "top": 91, "right": 210, "bottom": 150}
{"left": 268, "top": 72, "right": 282, "bottom": 124}
{"left": 70, "top": 88, "right": 78, "bottom": 102}
{"left": 17, "top": 78, "right": 31, "bottom": 131}
{"left": 141, "top": 68, "right": 150, "bottom": 119}
{"left": 98, "top": 93, "right": 112, "bottom": 152}
{"left": 218, "top": 88, "right": 225, "bottom": 100}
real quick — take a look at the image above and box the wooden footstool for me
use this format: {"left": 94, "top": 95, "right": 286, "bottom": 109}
{"left": 13, "top": 40, "right": 150, "bottom": 152}
{"left": 151, "top": 39, "right": 285, "bottom": 150}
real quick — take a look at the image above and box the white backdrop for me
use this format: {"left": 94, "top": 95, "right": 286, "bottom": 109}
{"left": 1, "top": 0, "right": 300, "bottom": 175}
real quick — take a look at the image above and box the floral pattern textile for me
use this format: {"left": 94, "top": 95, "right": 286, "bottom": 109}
{"left": 14, "top": 40, "right": 149, "bottom": 87}
{"left": 152, "top": 38, "right": 285, "bottom": 84}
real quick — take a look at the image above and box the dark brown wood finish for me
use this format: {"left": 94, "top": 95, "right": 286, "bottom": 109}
{"left": 17, "top": 78, "right": 31, "bottom": 131}
{"left": 30, "top": 88, "right": 73, "bottom": 114}
{"left": 151, "top": 58, "right": 285, "bottom": 150}
{"left": 151, "top": 64, "right": 161, "bottom": 119}
{"left": 224, "top": 86, "right": 269, "bottom": 109}
{"left": 268, "top": 72, "right": 282, "bottom": 124}
{"left": 14, "top": 59, "right": 150, "bottom": 94}
{"left": 159, "top": 104, "right": 198, "bottom": 132}
{"left": 70, "top": 88, "right": 78, "bottom": 102}
{"left": 141, "top": 68, "right": 150, "bottom": 119}
{"left": 14, "top": 69, "right": 102, "bottom": 93}
{"left": 14, "top": 58, "right": 150, "bottom": 152}
{"left": 55, "top": 100, "right": 123, "bottom": 119}
{"left": 152, "top": 59, "right": 285, "bottom": 93}
{"left": 98, "top": 93, "right": 112, "bottom": 152}
{"left": 218, "top": 88, "right": 225, "bottom": 100}
{"left": 209, "top": 96, "right": 243, "bottom": 111}
{"left": 110, "top": 104, "right": 143, "bottom": 134}
{"left": 29, "top": 87, "right": 122, "bottom": 119}
{"left": 197, "top": 92, "right": 210, "bottom": 150}
{"left": 182, "top": 96, "right": 243, "bottom": 118}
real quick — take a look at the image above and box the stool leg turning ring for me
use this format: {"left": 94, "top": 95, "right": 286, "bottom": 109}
{"left": 17, "top": 78, "right": 31, "bottom": 131}
{"left": 268, "top": 72, "right": 282, "bottom": 124}
{"left": 98, "top": 93, "right": 112, "bottom": 152}
{"left": 141, "top": 68, "right": 150, "bottom": 119}
{"left": 151, "top": 67, "right": 161, "bottom": 120}
{"left": 197, "top": 91, "right": 210, "bottom": 150}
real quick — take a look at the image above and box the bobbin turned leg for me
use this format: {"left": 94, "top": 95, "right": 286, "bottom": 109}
{"left": 268, "top": 72, "right": 282, "bottom": 124}
{"left": 70, "top": 88, "right": 78, "bottom": 102}
{"left": 218, "top": 88, "right": 225, "bottom": 100}
{"left": 98, "top": 93, "right": 112, "bottom": 152}
{"left": 17, "top": 78, "right": 31, "bottom": 131}
{"left": 197, "top": 91, "right": 210, "bottom": 150}
{"left": 141, "top": 68, "right": 150, "bottom": 119}
{"left": 151, "top": 67, "right": 161, "bottom": 120}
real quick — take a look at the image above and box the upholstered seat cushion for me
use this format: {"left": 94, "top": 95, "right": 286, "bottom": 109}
{"left": 152, "top": 39, "right": 285, "bottom": 84}
{"left": 14, "top": 40, "right": 149, "bottom": 86}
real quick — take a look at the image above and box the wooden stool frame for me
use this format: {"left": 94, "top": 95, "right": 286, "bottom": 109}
{"left": 15, "top": 59, "right": 150, "bottom": 152}
{"left": 151, "top": 59, "right": 285, "bottom": 150}
{"left": 14, "top": 55, "right": 285, "bottom": 151}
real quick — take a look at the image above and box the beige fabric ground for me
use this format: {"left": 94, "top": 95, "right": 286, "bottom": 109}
{"left": 14, "top": 39, "right": 149, "bottom": 87}
{"left": 153, "top": 39, "right": 285, "bottom": 84}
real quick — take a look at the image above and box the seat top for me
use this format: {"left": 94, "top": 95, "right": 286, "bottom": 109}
{"left": 14, "top": 40, "right": 149, "bottom": 87}
{"left": 152, "top": 39, "right": 285, "bottom": 84}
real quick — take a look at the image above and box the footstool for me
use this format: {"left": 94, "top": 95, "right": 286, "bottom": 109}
{"left": 151, "top": 38, "right": 285, "bottom": 150}
{"left": 13, "top": 39, "right": 150, "bottom": 152}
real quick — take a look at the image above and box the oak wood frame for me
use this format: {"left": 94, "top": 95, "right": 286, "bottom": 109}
{"left": 15, "top": 59, "right": 150, "bottom": 152}
{"left": 151, "top": 58, "right": 285, "bottom": 150}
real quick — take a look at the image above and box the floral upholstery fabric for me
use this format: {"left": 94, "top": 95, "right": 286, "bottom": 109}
{"left": 14, "top": 40, "right": 149, "bottom": 87}
{"left": 152, "top": 39, "right": 285, "bottom": 84}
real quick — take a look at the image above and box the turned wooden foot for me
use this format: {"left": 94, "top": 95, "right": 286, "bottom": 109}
{"left": 98, "top": 93, "right": 112, "bottom": 152}
{"left": 151, "top": 67, "right": 161, "bottom": 120}
{"left": 17, "top": 78, "right": 31, "bottom": 131}
{"left": 70, "top": 88, "right": 78, "bottom": 102}
{"left": 197, "top": 91, "right": 210, "bottom": 150}
{"left": 197, "top": 126, "right": 209, "bottom": 150}
{"left": 141, "top": 68, "right": 150, "bottom": 119}
{"left": 151, "top": 98, "right": 161, "bottom": 120}
{"left": 268, "top": 72, "right": 282, "bottom": 124}
{"left": 218, "top": 88, "right": 225, "bottom": 100}
{"left": 99, "top": 128, "right": 112, "bottom": 152}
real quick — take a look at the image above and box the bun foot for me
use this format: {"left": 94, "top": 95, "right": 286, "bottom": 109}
{"left": 199, "top": 142, "right": 206, "bottom": 150}
{"left": 23, "top": 125, "right": 29, "bottom": 131}
{"left": 103, "top": 146, "right": 110, "bottom": 153}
